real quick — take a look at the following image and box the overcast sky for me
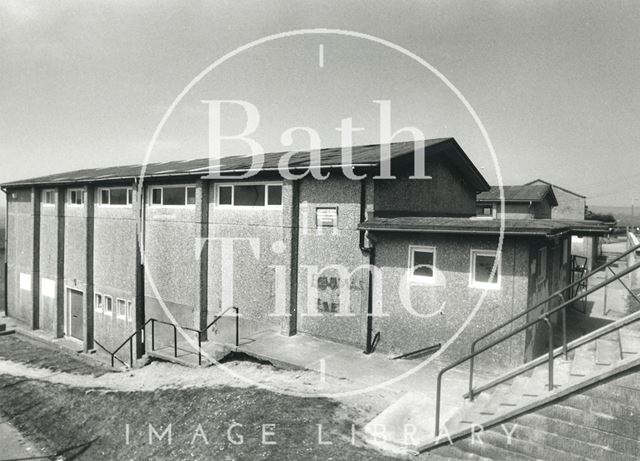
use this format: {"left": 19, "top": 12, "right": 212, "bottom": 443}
{"left": 1, "top": 1, "right": 639, "bottom": 208}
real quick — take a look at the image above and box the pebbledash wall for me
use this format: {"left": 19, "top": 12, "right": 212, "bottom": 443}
{"left": 3, "top": 151, "right": 573, "bottom": 367}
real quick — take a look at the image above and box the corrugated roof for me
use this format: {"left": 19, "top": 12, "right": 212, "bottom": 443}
{"left": 477, "top": 185, "right": 558, "bottom": 207}
{"left": 0, "top": 138, "right": 490, "bottom": 191}
{"left": 359, "top": 216, "right": 609, "bottom": 237}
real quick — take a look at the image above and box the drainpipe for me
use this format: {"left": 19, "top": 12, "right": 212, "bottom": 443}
{"left": 134, "top": 178, "right": 146, "bottom": 358}
{"left": 1, "top": 187, "right": 7, "bottom": 317}
{"left": 359, "top": 180, "right": 377, "bottom": 354}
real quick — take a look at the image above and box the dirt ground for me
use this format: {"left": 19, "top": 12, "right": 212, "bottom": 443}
{"left": 0, "top": 335, "right": 404, "bottom": 460}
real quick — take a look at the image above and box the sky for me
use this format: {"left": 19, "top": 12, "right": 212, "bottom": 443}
{"left": 1, "top": 0, "right": 639, "bottom": 209}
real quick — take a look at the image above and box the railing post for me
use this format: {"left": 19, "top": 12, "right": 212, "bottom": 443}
{"left": 151, "top": 319, "right": 155, "bottom": 352}
{"left": 234, "top": 307, "right": 239, "bottom": 348}
{"left": 468, "top": 349, "right": 475, "bottom": 402}
{"left": 111, "top": 354, "right": 115, "bottom": 368}
{"left": 543, "top": 317, "right": 554, "bottom": 391}
{"left": 198, "top": 332, "right": 202, "bottom": 366}
{"left": 557, "top": 294, "right": 567, "bottom": 360}
{"left": 435, "top": 372, "right": 443, "bottom": 436}
{"left": 173, "top": 324, "right": 178, "bottom": 358}
{"left": 129, "top": 340, "right": 133, "bottom": 369}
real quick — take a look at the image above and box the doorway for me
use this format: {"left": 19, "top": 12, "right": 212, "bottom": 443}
{"left": 66, "top": 288, "right": 84, "bottom": 341}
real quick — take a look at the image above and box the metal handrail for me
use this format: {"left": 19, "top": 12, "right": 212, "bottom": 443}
{"left": 94, "top": 339, "right": 128, "bottom": 368}
{"left": 434, "top": 257, "right": 640, "bottom": 436}
{"left": 110, "top": 318, "right": 179, "bottom": 368}
{"left": 467, "top": 242, "right": 640, "bottom": 401}
{"left": 182, "top": 306, "right": 240, "bottom": 366}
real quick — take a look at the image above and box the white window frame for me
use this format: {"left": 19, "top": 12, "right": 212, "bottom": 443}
{"left": 470, "top": 249, "right": 501, "bottom": 289}
{"left": 67, "top": 188, "right": 84, "bottom": 206}
{"left": 149, "top": 185, "right": 196, "bottom": 207}
{"left": 409, "top": 245, "right": 437, "bottom": 284}
{"left": 97, "top": 187, "right": 133, "bottom": 207}
{"left": 95, "top": 293, "right": 103, "bottom": 313}
{"left": 215, "top": 182, "right": 283, "bottom": 209}
{"left": 126, "top": 300, "right": 134, "bottom": 322}
{"left": 116, "top": 298, "right": 126, "bottom": 320}
{"left": 42, "top": 189, "right": 56, "bottom": 206}
{"left": 537, "top": 247, "right": 548, "bottom": 283}
{"left": 104, "top": 295, "right": 113, "bottom": 316}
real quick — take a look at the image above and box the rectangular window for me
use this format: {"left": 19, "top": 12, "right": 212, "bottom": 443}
{"left": 104, "top": 295, "right": 113, "bottom": 315}
{"left": 316, "top": 207, "right": 338, "bottom": 228}
{"left": 98, "top": 188, "right": 133, "bottom": 206}
{"left": 116, "top": 298, "right": 126, "bottom": 319}
{"left": 126, "top": 300, "right": 134, "bottom": 322}
{"left": 537, "top": 247, "right": 548, "bottom": 283}
{"left": 482, "top": 206, "right": 493, "bottom": 216}
{"left": 149, "top": 186, "right": 196, "bottom": 206}
{"left": 68, "top": 189, "right": 84, "bottom": 205}
{"left": 42, "top": 190, "right": 55, "bottom": 205}
{"left": 95, "top": 293, "right": 103, "bottom": 312}
{"left": 471, "top": 250, "right": 501, "bottom": 288}
{"left": 562, "top": 239, "right": 569, "bottom": 265}
{"left": 216, "top": 183, "right": 283, "bottom": 207}
{"left": 410, "top": 246, "right": 436, "bottom": 282}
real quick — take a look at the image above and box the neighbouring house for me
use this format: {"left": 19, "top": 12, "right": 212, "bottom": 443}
{"left": 1, "top": 139, "right": 608, "bottom": 367}
{"left": 524, "top": 179, "right": 600, "bottom": 270}
{"left": 476, "top": 185, "right": 558, "bottom": 219}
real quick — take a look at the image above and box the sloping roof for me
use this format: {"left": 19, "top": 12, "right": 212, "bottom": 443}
{"left": 0, "top": 138, "right": 490, "bottom": 191}
{"left": 524, "top": 179, "right": 586, "bottom": 199}
{"left": 477, "top": 185, "right": 558, "bottom": 207}
{"left": 359, "top": 217, "right": 609, "bottom": 237}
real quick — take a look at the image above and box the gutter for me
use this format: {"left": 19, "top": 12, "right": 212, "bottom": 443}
{"left": 359, "top": 226, "right": 571, "bottom": 238}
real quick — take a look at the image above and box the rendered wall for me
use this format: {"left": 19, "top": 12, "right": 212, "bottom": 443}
{"left": 92, "top": 189, "right": 137, "bottom": 351}
{"left": 295, "top": 175, "right": 369, "bottom": 346}
{"left": 550, "top": 187, "right": 586, "bottom": 220}
{"left": 374, "top": 158, "right": 477, "bottom": 217}
{"left": 38, "top": 190, "right": 62, "bottom": 335}
{"left": 371, "top": 234, "right": 530, "bottom": 367}
{"left": 6, "top": 188, "right": 36, "bottom": 326}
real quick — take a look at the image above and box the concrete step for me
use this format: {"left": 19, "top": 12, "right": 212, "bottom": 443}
{"left": 595, "top": 338, "right": 621, "bottom": 366}
{"left": 515, "top": 412, "right": 640, "bottom": 457}
{"left": 497, "top": 376, "right": 535, "bottom": 407}
{"left": 453, "top": 431, "right": 537, "bottom": 461}
{"left": 146, "top": 345, "right": 230, "bottom": 367}
{"left": 536, "top": 403, "right": 639, "bottom": 441}
{"left": 450, "top": 393, "right": 492, "bottom": 429}
{"left": 619, "top": 328, "right": 640, "bottom": 357}
{"left": 507, "top": 417, "right": 633, "bottom": 461}
{"left": 466, "top": 428, "right": 587, "bottom": 461}
{"left": 428, "top": 443, "right": 491, "bottom": 460}
{"left": 570, "top": 347, "right": 597, "bottom": 377}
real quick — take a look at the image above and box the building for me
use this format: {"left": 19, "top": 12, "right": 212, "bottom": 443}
{"left": 524, "top": 179, "right": 601, "bottom": 270}
{"left": 476, "top": 184, "right": 558, "bottom": 219}
{"left": 524, "top": 179, "right": 586, "bottom": 220}
{"left": 1, "top": 139, "right": 608, "bottom": 367}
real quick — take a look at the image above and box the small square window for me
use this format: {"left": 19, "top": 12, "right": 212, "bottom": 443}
{"left": 471, "top": 250, "right": 500, "bottom": 288}
{"left": 234, "top": 185, "right": 265, "bottom": 206}
{"left": 410, "top": 246, "right": 436, "bottom": 281}
{"left": 151, "top": 188, "right": 162, "bottom": 205}
{"left": 162, "top": 186, "right": 186, "bottom": 205}
{"left": 482, "top": 206, "right": 492, "bottom": 216}
{"left": 100, "top": 189, "right": 110, "bottom": 205}
{"left": 68, "top": 189, "right": 84, "bottom": 205}
{"left": 110, "top": 188, "right": 128, "bottom": 205}
{"left": 218, "top": 186, "right": 232, "bottom": 205}
{"left": 267, "top": 185, "right": 282, "bottom": 206}
{"left": 104, "top": 296, "right": 113, "bottom": 315}
{"left": 116, "top": 299, "right": 126, "bottom": 319}
{"left": 42, "top": 190, "right": 55, "bottom": 205}
{"left": 186, "top": 187, "right": 196, "bottom": 205}
{"left": 126, "top": 300, "right": 134, "bottom": 322}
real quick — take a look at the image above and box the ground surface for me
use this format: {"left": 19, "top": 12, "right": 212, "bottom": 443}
{"left": 0, "top": 334, "right": 406, "bottom": 460}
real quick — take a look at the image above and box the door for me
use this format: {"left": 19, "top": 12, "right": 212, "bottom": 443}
{"left": 67, "top": 289, "right": 84, "bottom": 341}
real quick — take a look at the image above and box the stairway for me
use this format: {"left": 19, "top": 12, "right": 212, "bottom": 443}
{"left": 364, "top": 313, "right": 640, "bottom": 456}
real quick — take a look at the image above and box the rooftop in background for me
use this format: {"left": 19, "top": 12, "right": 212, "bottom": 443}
{"left": 477, "top": 184, "right": 559, "bottom": 207}
{"left": 359, "top": 216, "right": 609, "bottom": 237}
{"left": 524, "top": 179, "right": 586, "bottom": 199}
{"left": 0, "top": 138, "right": 490, "bottom": 192}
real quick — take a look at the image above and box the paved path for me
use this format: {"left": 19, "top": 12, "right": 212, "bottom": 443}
{"left": 0, "top": 418, "right": 44, "bottom": 461}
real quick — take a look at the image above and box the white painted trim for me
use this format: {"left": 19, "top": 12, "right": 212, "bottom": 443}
{"left": 103, "top": 295, "right": 113, "bottom": 316}
{"left": 96, "top": 187, "right": 133, "bottom": 207}
{"left": 148, "top": 184, "right": 197, "bottom": 207}
{"left": 469, "top": 249, "right": 501, "bottom": 289}
{"left": 41, "top": 189, "right": 56, "bottom": 206}
{"left": 95, "top": 292, "right": 103, "bottom": 313}
{"left": 214, "top": 181, "right": 283, "bottom": 209}
{"left": 116, "top": 298, "right": 127, "bottom": 320}
{"left": 408, "top": 245, "right": 437, "bottom": 284}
